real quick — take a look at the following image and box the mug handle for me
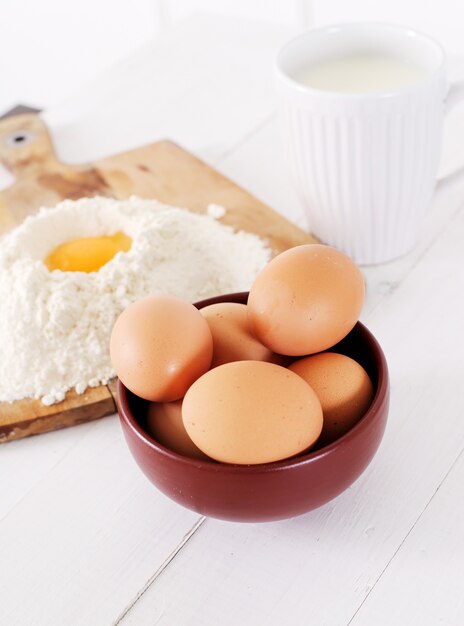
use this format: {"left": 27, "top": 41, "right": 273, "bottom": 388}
{"left": 436, "top": 80, "right": 464, "bottom": 193}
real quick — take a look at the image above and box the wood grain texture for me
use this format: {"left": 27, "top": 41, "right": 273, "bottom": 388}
{"left": 0, "top": 416, "right": 203, "bottom": 626}
{"left": 108, "top": 167, "right": 464, "bottom": 626}
{"left": 0, "top": 387, "right": 115, "bottom": 443}
{"left": 1, "top": 15, "right": 463, "bottom": 625}
{"left": 0, "top": 113, "right": 316, "bottom": 443}
{"left": 350, "top": 448, "right": 464, "bottom": 626}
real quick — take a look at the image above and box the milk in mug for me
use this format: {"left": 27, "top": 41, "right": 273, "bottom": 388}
{"left": 294, "top": 53, "right": 428, "bottom": 93}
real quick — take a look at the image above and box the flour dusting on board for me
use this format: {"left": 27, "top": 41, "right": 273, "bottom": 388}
{"left": 0, "top": 196, "right": 271, "bottom": 405}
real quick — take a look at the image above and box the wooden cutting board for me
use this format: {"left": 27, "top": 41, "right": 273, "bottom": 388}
{"left": 0, "top": 112, "right": 316, "bottom": 442}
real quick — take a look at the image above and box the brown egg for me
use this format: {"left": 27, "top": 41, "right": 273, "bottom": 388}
{"left": 146, "top": 401, "right": 211, "bottom": 461}
{"left": 247, "top": 244, "right": 365, "bottom": 356}
{"left": 182, "top": 360, "right": 323, "bottom": 465}
{"left": 289, "top": 352, "right": 374, "bottom": 446}
{"left": 200, "top": 302, "right": 284, "bottom": 368}
{"left": 110, "top": 294, "right": 213, "bottom": 402}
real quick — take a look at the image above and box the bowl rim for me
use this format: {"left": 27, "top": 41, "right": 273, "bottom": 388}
{"left": 117, "top": 291, "right": 389, "bottom": 475}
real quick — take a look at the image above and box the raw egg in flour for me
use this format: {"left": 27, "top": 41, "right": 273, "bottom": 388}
{"left": 247, "top": 244, "right": 365, "bottom": 356}
{"left": 182, "top": 360, "right": 323, "bottom": 464}
{"left": 289, "top": 352, "right": 374, "bottom": 446}
{"left": 110, "top": 294, "right": 213, "bottom": 402}
{"left": 45, "top": 231, "right": 132, "bottom": 272}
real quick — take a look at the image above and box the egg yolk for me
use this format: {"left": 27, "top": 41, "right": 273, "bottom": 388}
{"left": 44, "top": 231, "right": 132, "bottom": 273}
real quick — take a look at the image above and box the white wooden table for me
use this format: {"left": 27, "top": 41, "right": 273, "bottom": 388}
{"left": 1, "top": 15, "right": 464, "bottom": 626}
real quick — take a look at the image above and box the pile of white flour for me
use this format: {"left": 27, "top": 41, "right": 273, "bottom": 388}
{"left": 0, "top": 196, "right": 271, "bottom": 405}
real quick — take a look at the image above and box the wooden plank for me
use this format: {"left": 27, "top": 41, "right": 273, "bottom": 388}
{"left": 0, "top": 419, "right": 96, "bottom": 519}
{"left": 2, "top": 99, "right": 463, "bottom": 626}
{"left": 96, "top": 139, "right": 316, "bottom": 253}
{"left": 0, "top": 113, "right": 316, "bottom": 443}
{"left": 0, "top": 18, "right": 315, "bottom": 626}
{"left": 350, "top": 450, "right": 464, "bottom": 626}
{"left": 0, "top": 114, "right": 113, "bottom": 226}
{"left": 0, "top": 387, "right": 115, "bottom": 443}
{"left": 107, "top": 182, "right": 464, "bottom": 626}
{"left": 0, "top": 415, "right": 203, "bottom": 626}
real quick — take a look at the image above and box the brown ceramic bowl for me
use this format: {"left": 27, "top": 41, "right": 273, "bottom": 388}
{"left": 117, "top": 292, "right": 389, "bottom": 522}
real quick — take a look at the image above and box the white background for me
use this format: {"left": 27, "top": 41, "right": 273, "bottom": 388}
{"left": 3, "top": 1, "right": 464, "bottom": 115}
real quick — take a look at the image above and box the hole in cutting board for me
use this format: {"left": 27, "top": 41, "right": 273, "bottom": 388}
{"left": 4, "top": 129, "right": 36, "bottom": 148}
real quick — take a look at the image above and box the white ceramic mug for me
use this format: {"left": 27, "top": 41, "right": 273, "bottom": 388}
{"left": 276, "top": 23, "right": 464, "bottom": 264}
